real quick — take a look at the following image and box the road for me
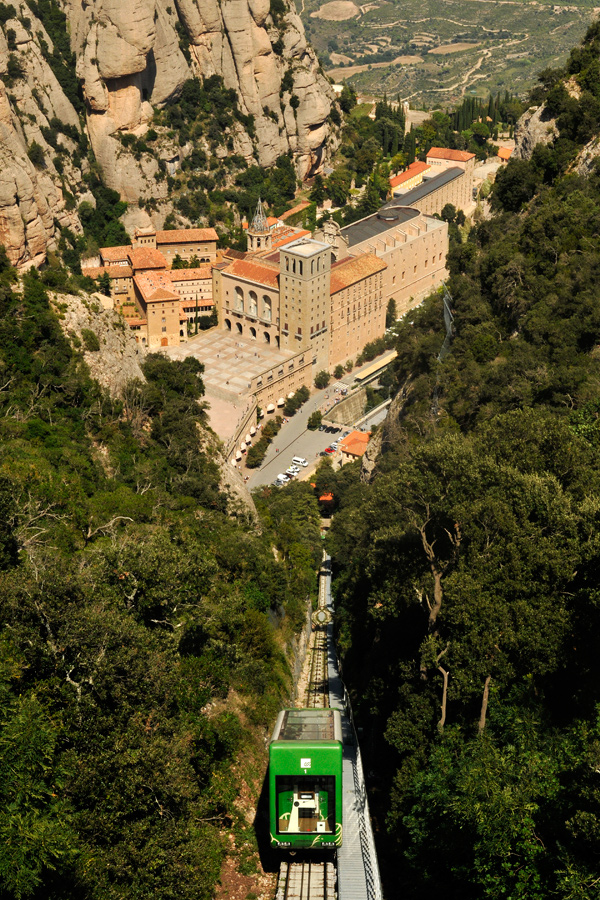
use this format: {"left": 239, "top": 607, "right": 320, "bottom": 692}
{"left": 247, "top": 383, "right": 349, "bottom": 489}
{"left": 246, "top": 352, "right": 394, "bottom": 489}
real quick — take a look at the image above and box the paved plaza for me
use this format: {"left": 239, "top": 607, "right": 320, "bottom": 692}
{"left": 163, "top": 329, "right": 299, "bottom": 440}
{"left": 164, "top": 330, "right": 299, "bottom": 398}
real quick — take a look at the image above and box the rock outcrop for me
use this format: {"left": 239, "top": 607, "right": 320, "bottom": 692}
{"left": 575, "top": 135, "right": 600, "bottom": 176}
{"left": 55, "top": 291, "right": 146, "bottom": 396}
{"left": 0, "top": 9, "right": 83, "bottom": 267}
{"left": 0, "top": 0, "right": 335, "bottom": 265}
{"left": 67, "top": 0, "right": 334, "bottom": 197}
{"left": 513, "top": 105, "right": 558, "bottom": 160}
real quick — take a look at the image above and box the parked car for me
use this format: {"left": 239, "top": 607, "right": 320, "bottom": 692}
{"left": 325, "top": 447, "right": 335, "bottom": 454}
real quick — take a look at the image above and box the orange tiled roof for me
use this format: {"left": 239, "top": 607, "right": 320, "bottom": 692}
{"left": 389, "top": 161, "right": 430, "bottom": 188}
{"left": 271, "top": 228, "right": 311, "bottom": 250}
{"left": 134, "top": 270, "right": 179, "bottom": 302}
{"left": 169, "top": 265, "right": 213, "bottom": 282}
{"left": 126, "top": 317, "right": 148, "bottom": 326}
{"left": 498, "top": 147, "right": 513, "bottom": 160}
{"left": 340, "top": 430, "right": 371, "bottom": 457}
{"left": 330, "top": 254, "right": 387, "bottom": 294}
{"left": 128, "top": 247, "right": 168, "bottom": 270}
{"left": 427, "top": 147, "right": 475, "bottom": 162}
{"left": 85, "top": 265, "right": 133, "bottom": 279}
{"left": 148, "top": 287, "right": 180, "bottom": 301}
{"left": 100, "top": 245, "right": 132, "bottom": 263}
{"left": 224, "top": 258, "right": 280, "bottom": 289}
{"left": 155, "top": 228, "right": 219, "bottom": 244}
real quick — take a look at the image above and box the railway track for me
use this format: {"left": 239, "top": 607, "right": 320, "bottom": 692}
{"left": 306, "top": 562, "right": 332, "bottom": 709}
{"left": 306, "top": 625, "right": 329, "bottom": 708}
{"left": 276, "top": 861, "right": 336, "bottom": 900}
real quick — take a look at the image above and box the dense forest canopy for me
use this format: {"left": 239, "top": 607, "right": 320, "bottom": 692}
{"left": 325, "top": 24, "right": 600, "bottom": 900}
{"left": 0, "top": 259, "right": 323, "bottom": 899}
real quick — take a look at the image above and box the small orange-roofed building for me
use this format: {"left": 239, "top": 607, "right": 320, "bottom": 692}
{"left": 127, "top": 247, "right": 168, "bottom": 271}
{"left": 339, "top": 430, "right": 371, "bottom": 466}
{"left": 133, "top": 227, "right": 218, "bottom": 263}
{"left": 498, "top": 147, "right": 513, "bottom": 163}
{"left": 133, "top": 271, "right": 187, "bottom": 348}
{"left": 99, "top": 245, "right": 132, "bottom": 267}
{"left": 389, "top": 161, "right": 431, "bottom": 197}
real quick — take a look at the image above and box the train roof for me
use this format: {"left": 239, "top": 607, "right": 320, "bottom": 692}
{"left": 271, "top": 708, "right": 342, "bottom": 743}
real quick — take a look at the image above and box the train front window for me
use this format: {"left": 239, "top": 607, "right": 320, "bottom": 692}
{"left": 276, "top": 776, "right": 335, "bottom": 834}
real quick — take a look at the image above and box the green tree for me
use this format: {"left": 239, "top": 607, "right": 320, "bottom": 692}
{"left": 314, "top": 370, "right": 331, "bottom": 389}
{"left": 307, "top": 410, "right": 322, "bottom": 430}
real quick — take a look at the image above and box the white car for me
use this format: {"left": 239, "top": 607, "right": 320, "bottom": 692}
{"left": 276, "top": 473, "right": 290, "bottom": 484}
{"left": 289, "top": 465, "right": 300, "bottom": 474}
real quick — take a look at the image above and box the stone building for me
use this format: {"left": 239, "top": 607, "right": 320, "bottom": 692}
{"left": 388, "top": 160, "right": 431, "bottom": 197}
{"left": 132, "top": 227, "right": 219, "bottom": 263}
{"left": 216, "top": 227, "right": 387, "bottom": 373}
{"left": 318, "top": 205, "right": 448, "bottom": 319}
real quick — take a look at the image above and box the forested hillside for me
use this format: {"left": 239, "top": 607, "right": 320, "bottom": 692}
{"left": 0, "top": 258, "right": 322, "bottom": 899}
{"left": 325, "top": 29, "right": 600, "bottom": 899}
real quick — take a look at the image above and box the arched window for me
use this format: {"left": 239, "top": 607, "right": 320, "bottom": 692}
{"left": 249, "top": 291, "right": 258, "bottom": 317}
{"left": 264, "top": 331, "right": 271, "bottom": 344}
{"left": 250, "top": 326, "right": 257, "bottom": 339}
{"left": 235, "top": 286, "right": 244, "bottom": 312}
{"left": 236, "top": 322, "right": 243, "bottom": 334}
{"left": 225, "top": 318, "right": 232, "bottom": 331}
{"left": 262, "top": 295, "right": 272, "bottom": 321}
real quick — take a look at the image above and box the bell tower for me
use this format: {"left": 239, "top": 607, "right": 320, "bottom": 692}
{"left": 247, "top": 198, "right": 272, "bottom": 254}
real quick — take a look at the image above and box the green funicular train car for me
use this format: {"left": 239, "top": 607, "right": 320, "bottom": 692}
{"left": 269, "top": 708, "right": 343, "bottom": 849}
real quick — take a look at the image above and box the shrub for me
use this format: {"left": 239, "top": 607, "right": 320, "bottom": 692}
{"left": 81, "top": 328, "right": 100, "bottom": 352}
{"left": 27, "top": 141, "right": 45, "bottom": 168}
{"left": 6, "top": 52, "right": 24, "bottom": 83}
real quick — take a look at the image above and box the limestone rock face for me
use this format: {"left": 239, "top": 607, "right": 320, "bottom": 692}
{"left": 0, "top": 26, "right": 82, "bottom": 268}
{"left": 64, "top": 0, "right": 335, "bottom": 194}
{"left": 513, "top": 105, "right": 558, "bottom": 160}
{"left": 575, "top": 135, "right": 600, "bottom": 176}
{"left": 56, "top": 291, "right": 146, "bottom": 398}
{"left": 0, "top": 0, "right": 335, "bottom": 264}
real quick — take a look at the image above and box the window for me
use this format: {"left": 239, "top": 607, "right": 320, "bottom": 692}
{"left": 162, "top": 326, "right": 167, "bottom": 333}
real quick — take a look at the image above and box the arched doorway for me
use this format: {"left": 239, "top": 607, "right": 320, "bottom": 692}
{"left": 263, "top": 331, "right": 271, "bottom": 344}
{"left": 236, "top": 322, "right": 243, "bottom": 334}
{"left": 225, "top": 318, "right": 232, "bottom": 331}
{"left": 250, "top": 327, "right": 256, "bottom": 339}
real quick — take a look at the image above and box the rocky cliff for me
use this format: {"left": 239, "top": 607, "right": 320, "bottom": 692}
{"left": 513, "top": 105, "right": 558, "bottom": 160}
{"left": 0, "top": 0, "right": 335, "bottom": 265}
